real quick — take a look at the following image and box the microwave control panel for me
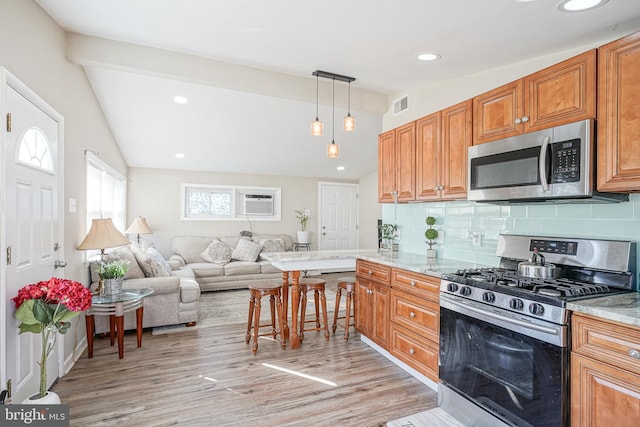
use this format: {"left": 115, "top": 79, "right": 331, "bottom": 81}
{"left": 550, "top": 138, "right": 580, "bottom": 183}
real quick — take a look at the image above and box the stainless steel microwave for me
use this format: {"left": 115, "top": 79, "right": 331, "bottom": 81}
{"left": 467, "top": 119, "right": 627, "bottom": 204}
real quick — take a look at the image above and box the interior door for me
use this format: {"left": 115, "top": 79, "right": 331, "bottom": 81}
{"left": 2, "top": 71, "right": 62, "bottom": 403}
{"left": 318, "top": 182, "right": 358, "bottom": 250}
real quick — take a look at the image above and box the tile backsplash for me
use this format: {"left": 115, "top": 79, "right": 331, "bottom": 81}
{"left": 382, "top": 194, "right": 640, "bottom": 287}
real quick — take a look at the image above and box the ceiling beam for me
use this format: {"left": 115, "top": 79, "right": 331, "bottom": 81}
{"left": 65, "top": 32, "right": 388, "bottom": 114}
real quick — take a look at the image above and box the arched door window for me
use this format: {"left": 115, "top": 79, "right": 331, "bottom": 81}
{"left": 18, "top": 127, "right": 53, "bottom": 171}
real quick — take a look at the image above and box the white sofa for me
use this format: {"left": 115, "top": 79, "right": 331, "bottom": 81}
{"left": 169, "top": 234, "right": 293, "bottom": 292}
{"left": 89, "top": 243, "right": 200, "bottom": 333}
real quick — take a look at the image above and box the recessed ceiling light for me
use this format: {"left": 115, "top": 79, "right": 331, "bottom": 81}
{"left": 173, "top": 96, "right": 188, "bottom": 104}
{"left": 558, "top": 0, "right": 608, "bottom": 12}
{"left": 174, "top": 153, "right": 185, "bottom": 159}
{"left": 337, "top": 166, "right": 345, "bottom": 171}
{"left": 416, "top": 53, "right": 441, "bottom": 62}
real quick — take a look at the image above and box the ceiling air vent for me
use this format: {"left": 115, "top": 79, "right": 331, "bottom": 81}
{"left": 393, "top": 96, "right": 408, "bottom": 115}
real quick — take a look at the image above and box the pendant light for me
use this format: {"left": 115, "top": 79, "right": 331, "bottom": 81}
{"left": 310, "top": 73, "right": 323, "bottom": 136}
{"left": 343, "top": 81, "right": 355, "bottom": 132}
{"left": 328, "top": 77, "right": 339, "bottom": 158}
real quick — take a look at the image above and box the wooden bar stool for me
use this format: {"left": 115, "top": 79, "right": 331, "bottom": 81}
{"left": 332, "top": 277, "right": 357, "bottom": 342}
{"left": 299, "top": 278, "right": 329, "bottom": 342}
{"left": 245, "top": 282, "right": 285, "bottom": 355}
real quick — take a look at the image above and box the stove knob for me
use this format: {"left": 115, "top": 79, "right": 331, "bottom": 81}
{"left": 509, "top": 298, "right": 524, "bottom": 310}
{"left": 482, "top": 292, "right": 495, "bottom": 303}
{"left": 447, "top": 283, "right": 459, "bottom": 293}
{"left": 529, "top": 303, "right": 545, "bottom": 316}
{"left": 460, "top": 286, "right": 472, "bottom": 297}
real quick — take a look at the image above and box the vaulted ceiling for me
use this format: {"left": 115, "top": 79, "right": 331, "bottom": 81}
{"left": 35, "top": 0, "right": 640, "bottom": 180}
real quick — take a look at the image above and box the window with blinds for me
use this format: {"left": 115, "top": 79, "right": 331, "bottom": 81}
{"left": 85, "top": 152, "right": 127, "bottom": 240}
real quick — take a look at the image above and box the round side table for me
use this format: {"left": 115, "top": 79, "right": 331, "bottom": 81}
{"left": 293, "top": 242, "right": 312, "bottom": 251}
{"left": 85, "top": 288, "right": 154, "bottom": 359}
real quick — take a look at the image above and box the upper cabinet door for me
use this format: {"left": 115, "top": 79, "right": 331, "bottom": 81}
{"left": 473, "top": 80, "right": 524, "bottom": 145}
{"left": 395, "top": 122, "right": 416, "bottom": 202}
{"left": 525, "top": 50, "right": 596, "bottom": 133}
{"left": 378, "top": 129, "right": 396, "bottom": 202}
{"left": 441, "top": 99, "right": 472, "bottom": 200}
{"left": 415, "top": 112, "right": 441, "bottom": 201}
{"left": 597, "top": 32, "right": 640, "bottom": 192}
{"left": 473, "top": 50, "right": 596, "bottom": 145}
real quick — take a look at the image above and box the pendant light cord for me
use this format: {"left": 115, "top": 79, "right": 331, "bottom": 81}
{"left": 332, "top": 77, "right": 335, "bottom": 141}
{"left": 347, "top": 81, "right": 351, "bottom": 115}
{"left": 315, "top": 74, "right": 320, "bottom": 119}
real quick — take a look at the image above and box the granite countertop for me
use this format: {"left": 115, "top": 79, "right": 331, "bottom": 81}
{"left": 357, "top": 251, "right": 492, "bottom": 278}
{"left": 568, "top": 292, "right": 640, "bottom": 328}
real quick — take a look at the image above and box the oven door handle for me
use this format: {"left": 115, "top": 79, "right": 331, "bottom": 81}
{"left": 440, "top": 295, "right": 566, "bottom": 347}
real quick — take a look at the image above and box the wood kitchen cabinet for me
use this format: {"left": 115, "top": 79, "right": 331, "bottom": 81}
{"left": 571, "top": 313, "right": 640, "bottom": 426}
{"left": 355, "top": 260, "right": 391, "bottom": 349}
{"left": 473, "top": 50, "right": 596, "bottom": 145}
{"left": 597, "top": 32, "right": 640, "bottom": 192}
{"left": 378, "top": 122, "right": 415, "bottom": 203}
{"left": 415, "top": 100, "right": 472, "bottom": 201}
{"left": 389, "top": 269, "right": 440, "bottom": 382}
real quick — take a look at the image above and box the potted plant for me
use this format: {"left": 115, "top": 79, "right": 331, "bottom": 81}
{"left": 380, "top": 224, "right": 398, "bottom": 251}
{"left": 425, "top": 216, "right": 439, "bottom": 258}
{"left": 295, "top": 209, "right": 310, "bottom": 244}
{"left": 99, "top": 258, "right": 130, "bottom": 295}
{"left": 12, "top": 277, "right": 92, "bottom": 403}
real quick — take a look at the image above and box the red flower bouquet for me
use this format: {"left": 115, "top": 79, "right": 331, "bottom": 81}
{"left": 13, "top": 277, "right": 92, "bottom": 399}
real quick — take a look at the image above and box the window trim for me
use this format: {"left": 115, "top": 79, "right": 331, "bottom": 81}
{"left": 181, "top": 183, "right": 281, "bottom": 221}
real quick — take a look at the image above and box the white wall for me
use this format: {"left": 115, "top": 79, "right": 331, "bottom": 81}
{"left": 358, "top": 170, "right": 382, "bottom": 249}
{"left": 127, "top": 167, "right": 357, "bottom": 256}
{"left": 0, "top": 0, "right": 125, "bottom": 374}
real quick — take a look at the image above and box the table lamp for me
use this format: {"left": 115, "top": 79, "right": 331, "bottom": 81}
{"left": 78, "top": 218, "right": 130, "bottom": 294}
{"left": 125, "top": 216, "right": 153, "bottom": 244}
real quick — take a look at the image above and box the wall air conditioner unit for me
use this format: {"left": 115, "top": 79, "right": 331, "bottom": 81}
{"left": 242, "top": 194, "right": 274, "bottom": 215}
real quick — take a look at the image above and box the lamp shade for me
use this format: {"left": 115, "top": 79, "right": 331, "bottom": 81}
{"left": 328, "top": 142, "right": 339, "bottom": 158}
{"left": 343, "top": 114, "right": 355, "bottom": 132}
{"left": 77, "top": 218, "right": 129, "bottom": 251}
{"left": 125, "top": 217, "right": 153, "bottom": 235}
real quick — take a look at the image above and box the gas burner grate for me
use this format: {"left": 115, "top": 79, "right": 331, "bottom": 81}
{"left": 452, "top": 268, "right": 613, "bottom": 297}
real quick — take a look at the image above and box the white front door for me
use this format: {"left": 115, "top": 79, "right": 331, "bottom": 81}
{"left": 318, "top": 182, "right": 358, "bottom": 250}
{"left": 1, "top": 71, "right": 63, "bottom": 403}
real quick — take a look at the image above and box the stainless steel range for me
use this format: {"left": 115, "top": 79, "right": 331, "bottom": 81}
{"left": 438, "top": 234, "right": 635, "bottom": 427}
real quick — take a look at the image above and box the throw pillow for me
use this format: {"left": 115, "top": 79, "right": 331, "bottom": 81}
{"left": 131, "top": 244, "right": 171, "bottom": 277}
{"left": 201, "top": 239, "right": 233, "bottom": 265}
{"left": 114, "top": 246, "right": 145, "bottom": 279}
{"left": 259, "top": 238, "right": 286, "bottom": 253}
{"left": 231, "top": 238, "right": 263, "bottom": 262}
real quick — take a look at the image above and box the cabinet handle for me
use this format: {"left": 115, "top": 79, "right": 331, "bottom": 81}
{"left": 410, "top": 312, "right": 416, "bottom": 318}
{"left": 409, "top": 348, "right": 415, "bottom": 355}
{"left": 514, "top": 117, "right": 522, "bottom": 124}
{"left": 521, "top": 115, "right": 529, "bottom": 123}
{"left": 629, "top": 349, "right": 640, "bottom": 359}
{"left": 368, "top": 270, "right": 373, "bottom": 275}
{"left": 410, "top": 281, "right": 416, "bottom": 287}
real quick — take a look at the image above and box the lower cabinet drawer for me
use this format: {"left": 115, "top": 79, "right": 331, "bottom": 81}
{"left": 390, "top": 290, "right": 439, "bottom": 342}
{"left": 389, "top": 324, "right": 439, "bottom": 382}
{"left": 572, "top": 313, "right": 640, "bottom": 375}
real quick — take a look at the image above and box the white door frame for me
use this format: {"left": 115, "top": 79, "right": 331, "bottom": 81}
{"left": 317, "top": 181, "right": 359, "bottom": 250}
{"left": 0, "top": 67, "right": 65, "bottom": 396}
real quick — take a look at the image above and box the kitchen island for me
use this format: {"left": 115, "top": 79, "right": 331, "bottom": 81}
{"left": 261, "top": 249, "right": 490, "bottom": 350}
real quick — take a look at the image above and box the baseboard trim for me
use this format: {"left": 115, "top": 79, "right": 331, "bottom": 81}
{"left": 361, "top": 335, "right": 438, "bottom": 392}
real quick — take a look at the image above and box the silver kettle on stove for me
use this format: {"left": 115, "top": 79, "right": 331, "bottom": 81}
{"left": 518, "top": 251, "right": 557, "bottom": 278}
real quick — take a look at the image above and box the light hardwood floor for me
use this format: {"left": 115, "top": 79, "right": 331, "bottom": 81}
{"left": 53, "top": 316, "right": 438, "bottom": 426}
